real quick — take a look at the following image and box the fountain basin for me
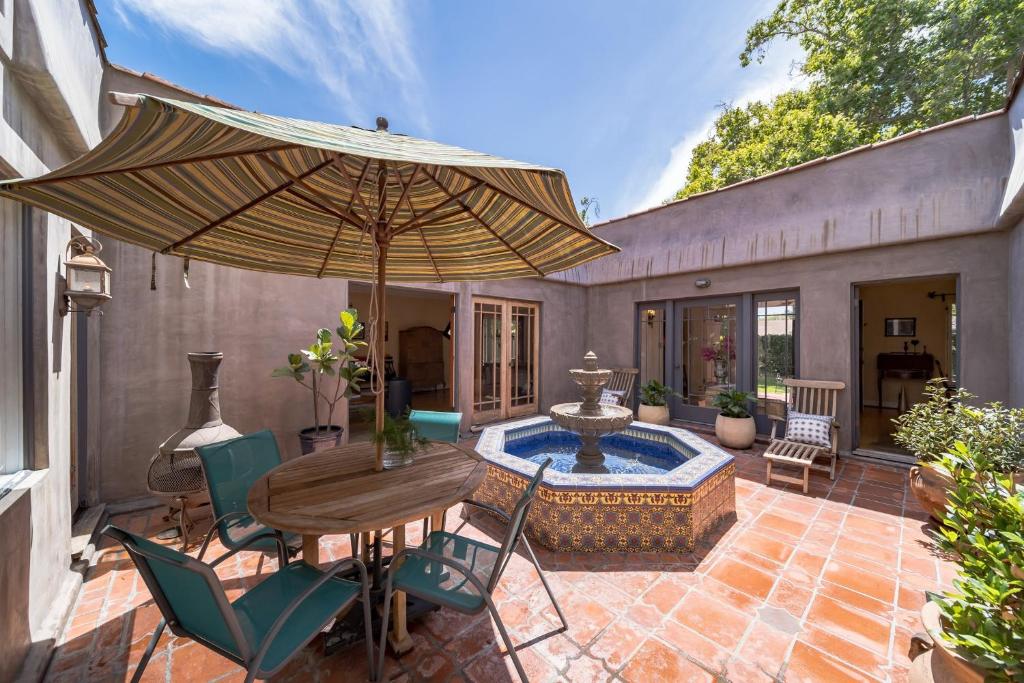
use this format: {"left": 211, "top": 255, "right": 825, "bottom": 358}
{"left": 474, "top": 416, "right": 736, "bottom": 552}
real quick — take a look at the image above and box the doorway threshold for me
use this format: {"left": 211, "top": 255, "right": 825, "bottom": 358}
{"left": 851, "top": 448, "right": 915, "bottom": 468}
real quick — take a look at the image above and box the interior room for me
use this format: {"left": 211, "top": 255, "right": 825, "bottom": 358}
{"left": 857, "top": 276, "right": 958, "bottom": 458}
{"left": 347, "top": 284, "right": 454, "bottom": 440}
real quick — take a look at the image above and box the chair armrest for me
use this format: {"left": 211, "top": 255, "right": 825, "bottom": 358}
{"left": 208, "top": 530, "right": 288, "bottom": 568}
{"left": 460, "top": 499, "right": 512, "bottom": 523}
{"left": 251, "top": 558, "right": 370, "bottom": 676}
{"left": 198, "top": 510, "right": 252, "bottom": 561}
{"left": 390, "top": 547, "right": 488, "bottom": 597}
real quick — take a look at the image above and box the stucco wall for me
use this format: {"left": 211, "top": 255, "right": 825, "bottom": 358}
{"left": 1009, "top": 217, "right": 1024, "bottom": 406}
{"left": 586, "top": 232, "right": 1010, "bottom": 451}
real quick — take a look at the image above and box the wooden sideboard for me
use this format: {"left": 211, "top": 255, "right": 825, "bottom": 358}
{"left": 399, "top": 326, "right": 446, "bottom": 391}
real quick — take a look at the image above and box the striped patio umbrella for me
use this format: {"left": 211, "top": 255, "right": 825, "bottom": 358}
{"left": 0, "top": 93, "right": 619, "bottom": 470}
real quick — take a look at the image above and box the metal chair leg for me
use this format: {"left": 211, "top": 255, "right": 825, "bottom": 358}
{"left": 484, "top": 593, "right": 528, "bottom": 682}
{"left": 376, "top": 580, "right": 395, "bottom": 679}
{"left": 521, "top": 537, "right": 567, "bottom": 631}
{"left": 361, "top": 573, "right": 378, "bottom": 681}
{"left": 130, "top": 618, "right": 166, "bottom": 683}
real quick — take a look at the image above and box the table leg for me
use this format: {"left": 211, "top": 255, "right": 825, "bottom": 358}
{"left": 388, "top": 523, "right": 413, "bottom": 654}
{"left": 430, "top": 509, "right": 445, "bottom": 535}
{"left": 302, "top": 534, "right": 320, "bottom": 567}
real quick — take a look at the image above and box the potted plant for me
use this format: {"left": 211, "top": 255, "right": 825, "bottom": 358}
{"left": 909, "top": 442, "right": 1023, "bottom": 682}
{"left": 273, "top": 309, "right": 368, "bottom": 454}
{"left": 701, "top": 330, "right": 736, "bottom": 385}
{"left": 711, "top": 389, "right": 755, "bottom": 449}
{"left": 638, "top": 380, "right": 679, "bottom": 425}
{"left": 893, "top": 380, "right": 1024, "bottom": 520}
{"left": 374, "top": 412, "right": 430, "bottom": 469}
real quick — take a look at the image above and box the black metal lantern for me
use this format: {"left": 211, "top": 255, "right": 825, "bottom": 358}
{"left": 62, "top": 235, "right": 111, "bottom": 316}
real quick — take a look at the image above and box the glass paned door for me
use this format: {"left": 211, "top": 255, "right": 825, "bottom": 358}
{"left": 638, "top": 305, "right": 666, "bottom": 389}
{"left": 473, "top": 298, "right": 539, "bottom": 422}
{"left": 673, "top": 298, "right": 740, "bottom": 423}
{"left": 754, "top": 296, "right": 797, "bottom": 426}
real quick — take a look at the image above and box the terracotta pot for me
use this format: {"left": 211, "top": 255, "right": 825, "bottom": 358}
{"left": 909, "top": 463, "right": 1024, "bottom": 521}
{"left": 298, "top": 425, "right": 343, "bottom": 454}
{"left": 715, "top": 414, "right": 755, "bottom": 449}
{"left": 909, "top": 601, "right": 986, "bottom": 683}
{"left": 637, "top": 403, "right": 670, "bottom": 425}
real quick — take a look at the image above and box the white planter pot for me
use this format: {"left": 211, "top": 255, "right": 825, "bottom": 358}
{"left": 638, "top": 403, "right": 670, "bottom": 425}
{"left": 715, "top": 414, "right": 755, "bottom": 449}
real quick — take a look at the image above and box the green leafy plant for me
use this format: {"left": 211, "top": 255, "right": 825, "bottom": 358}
{"left": 272, "top": 309, "right": 369, "bottom": 436}
{"left": 639, "top": 380, "right": 680, "bottom": 407}
{"left": 373, "top": 412, "right": 429, "bottom": 457}
{"left": 893, "top": 379, "right": 1024, "bottom": 472}
{"left": 931, "top": 442, "right": 1024, "bottom": 678}
{"left": 711, "top": 389, "right": 754, "bottom": 419}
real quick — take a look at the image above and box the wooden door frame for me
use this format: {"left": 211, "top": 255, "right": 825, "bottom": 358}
{"left": 472, "top": 297, "right": 540, "bottom": 423}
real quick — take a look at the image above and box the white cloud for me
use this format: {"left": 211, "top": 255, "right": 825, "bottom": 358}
{"left": 112, "top": 0, "right": 427, "bottom": 129}
{"left": 627, "top": 42, "right": 805, "bottom": 215}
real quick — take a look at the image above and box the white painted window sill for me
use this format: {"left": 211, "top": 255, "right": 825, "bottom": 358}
{"left": 0, "top": 469, "right": 47, "bottom": 517}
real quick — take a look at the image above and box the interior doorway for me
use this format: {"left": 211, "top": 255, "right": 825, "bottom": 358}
{"left": 472, "top": 297, "right": 540, "bottom": 424}
{"left": 347, "top": 284, "right": 455, "bottom": 440}
{"left": 854, "top": 276, "right": 958, "bottom": 462}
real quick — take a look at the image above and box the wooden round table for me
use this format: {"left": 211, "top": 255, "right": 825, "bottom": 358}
{"left": 247, "top": 440, "right": 487, "bottom": 652}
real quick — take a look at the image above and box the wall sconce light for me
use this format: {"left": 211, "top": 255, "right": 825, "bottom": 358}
{"left": 644, "top": 309, "right": 657, "bottom": 326}
{"left": 62, "top": 235, "right": 111, "bottom": 316}
{"left": 695, "top": 277, "right": 711, "bottom": 289}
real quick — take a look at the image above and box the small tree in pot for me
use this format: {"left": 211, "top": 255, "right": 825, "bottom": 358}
{"left": 273, "top": 309, "right": 369, "bottom": 454}
{"left": 711, "top": 389, "right": 755, "bottom": 449}
{"left": 638, "top": 380, "right": 679, "bottom": 425}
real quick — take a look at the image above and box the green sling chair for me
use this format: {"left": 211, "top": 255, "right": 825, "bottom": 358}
{"left": 104, "top": 525, "right": 377, "bottom": 682}
{"left": 195, "top": 429, "right": 358, "bottom": 562}
{"left": 376, "top": 458, "right": 566, "bottom": 682}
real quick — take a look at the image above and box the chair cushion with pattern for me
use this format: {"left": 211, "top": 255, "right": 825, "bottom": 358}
{"left": 784, "top": 410, "right": 832, "bottom": 448}
{"left": 599, "top": 389, "right": 625, "bottom": 406}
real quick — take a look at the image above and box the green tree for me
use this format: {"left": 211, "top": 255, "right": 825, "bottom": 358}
{"left": 676, "top": 0, "right": 1024, "bottom": 200}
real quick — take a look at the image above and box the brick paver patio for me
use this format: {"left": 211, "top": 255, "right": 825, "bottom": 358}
{"left": 43, "top": 443, "right": 952, "bottom": 682}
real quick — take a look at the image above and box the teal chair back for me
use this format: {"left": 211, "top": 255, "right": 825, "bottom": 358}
{"left": 408, "top": 410, "right": 462, "bottom": 443}
{"left": 104, "top": 525, "right": 249, "bottom": 662}
{"left": 487, "top": 458, "right": 551, "bottom": 592}
{"left": 196, "top": 430, "right": 281, "bottom": 545}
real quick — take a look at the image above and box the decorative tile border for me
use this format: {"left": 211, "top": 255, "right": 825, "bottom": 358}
{"left": 473, "top": 417, "right": 737, "bottom": 552}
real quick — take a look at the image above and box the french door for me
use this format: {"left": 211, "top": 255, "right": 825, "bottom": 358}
{"left": 473, "top": 298, "right": 539, "bottom": 423}
{"left": 672, "top": 297, "right": 743, "bottom": 423}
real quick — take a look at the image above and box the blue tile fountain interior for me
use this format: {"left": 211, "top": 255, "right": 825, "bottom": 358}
{"left": 504, "top": 429, "right": 695, "bottom": 474}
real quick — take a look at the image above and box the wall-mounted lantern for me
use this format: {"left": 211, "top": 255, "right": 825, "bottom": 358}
{"left": 695, "top": 277, "right": 711, "bottom": 289}
{"left": 62, "top": 235, "right": 111, "bottom": 316}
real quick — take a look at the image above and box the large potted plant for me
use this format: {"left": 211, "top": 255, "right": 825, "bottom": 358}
{"left": 909, "top": 442, "right": 1023, "bottom": 682}
{"left": 638, "top": 380, "right": 679, "bottom": 425}
{"left": 374, "top": 412, "right": 430, "bottom": 469}
{"left": 893, "top": 380, "right": 1024, "bottom": 520}
{"left": 711, "top": 389, "right": 755, "bottom": 449}
{"left": 273, "top": 309, "right": 368, "bottom": 454}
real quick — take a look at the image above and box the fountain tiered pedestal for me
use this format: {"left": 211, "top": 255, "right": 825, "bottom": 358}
{"left": 549, "top": 351, "right": 633, "bottom": 470}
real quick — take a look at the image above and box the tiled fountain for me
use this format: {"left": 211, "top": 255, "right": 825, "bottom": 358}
{"left": 474, "top": 352, "right": 736, "bottom": 552}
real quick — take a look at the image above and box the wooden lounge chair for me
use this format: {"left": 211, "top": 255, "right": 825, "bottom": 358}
{"left": 764, "top": 379, "right": 845, "bottom": 493}
{"left": 606, "top": 368, "right": 639, "bottom": 407}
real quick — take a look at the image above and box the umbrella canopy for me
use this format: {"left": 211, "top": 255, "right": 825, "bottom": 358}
{"left": 0, "top": 93, "right": 620, "bottom": 470}
{"left": 0, "top": 94, "right": 617, "bottom": 280}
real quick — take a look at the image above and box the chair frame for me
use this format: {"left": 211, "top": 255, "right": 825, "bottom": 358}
{"left": 764, "top": 378, "right": 846, "bottom": 494}
{"left": 105, "top": 526, "right": 377, "bottom": 683}
{"left": 376, "top": 463, "right": 566, "bottom": 682}
{"left": 606, "top": 368, "right": 639, "bottom": 407}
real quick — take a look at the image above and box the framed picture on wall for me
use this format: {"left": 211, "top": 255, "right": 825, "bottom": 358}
{"left": 885, "top": 317, "right": 916, "bottom": 337}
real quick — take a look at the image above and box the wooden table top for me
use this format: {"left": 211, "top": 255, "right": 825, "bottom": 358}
{"left": 247, "top": 440, "right": 488, "bottom": 536}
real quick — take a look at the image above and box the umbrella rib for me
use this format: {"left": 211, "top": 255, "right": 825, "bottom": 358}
{"left": 317, "top": 158, "right": 373, "bottom": 278}
{"left": 164, "top": 155, "right": 334, "bottom": 254}
{"left": 422, "top": 168, "right": 544, "bottom": 276}
{"left": 388, "top": 180, "right": 483, "bottom": 238}
{"left": 387, "top": 163, "right": 442, "bottom": 282}
{"left": 255, "top": 154, "right": 368, "bottom": 229}
{"left": 14, "top": 143, "right": 302, "bottom": 187}
{"left": 383, "top": 163, "right": 421, "bottom": 233}
{"left": 331, "top": 155, "right": 376, "bottom": 226}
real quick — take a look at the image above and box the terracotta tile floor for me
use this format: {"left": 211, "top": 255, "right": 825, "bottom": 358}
{"left": 44, "top": 444, "right": 952, "bottom": 682}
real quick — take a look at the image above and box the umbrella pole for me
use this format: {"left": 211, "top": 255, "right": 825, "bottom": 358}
{"left": 374, "top": 236, "right": 388, "bottom": 472}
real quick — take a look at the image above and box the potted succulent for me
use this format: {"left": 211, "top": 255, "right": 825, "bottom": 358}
{"left": 893, "top": 380, "right": 1024, "bottom": 520}
{"left": 374, "top": 412, "right": 430, "bottom": 469}
{"left": 909, "top": 442, "right": 1023, "bottom": 682}
{"left": 638, "top": 380, "right": 679, "bottom": 425}
{"left": 273, "top": 309, "right": 368, "bottom": 454}
{"left": 711, "top": 389, "right": 755, "bottom": 449}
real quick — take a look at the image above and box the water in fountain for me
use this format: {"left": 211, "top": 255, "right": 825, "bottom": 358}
{"left": 549, "top": 351, "right": 634, "bottom": 472}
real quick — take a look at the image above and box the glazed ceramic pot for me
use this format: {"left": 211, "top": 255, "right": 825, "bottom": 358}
{"left": 637, "top": 403, "right": 670, "bottom": 425}
{"left": 298, "top": 425, "right": 343, "bottom": 454}
{"left": 715, "top": 414, "right": 755, "bottom": 449}
{"left": 909, "top": 601, "right": 985, "bottom": 683}
{"left": 909, "top": 463, "right": 1024, "bottom": 521}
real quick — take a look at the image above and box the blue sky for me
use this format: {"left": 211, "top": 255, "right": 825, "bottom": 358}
{"left": 99, "top": 0, "right": 803, "bottom": 221}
